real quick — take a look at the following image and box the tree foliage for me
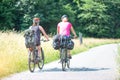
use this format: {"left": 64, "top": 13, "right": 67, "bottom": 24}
{"left": 0, "top": 0, "right": 120, "bottom": 38}
{"left": 77, "top": 0, "right": 110, "bottom": 37}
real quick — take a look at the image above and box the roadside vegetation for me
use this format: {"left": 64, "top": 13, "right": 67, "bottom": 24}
{"left": 117, "top": 45, "right": 120, "bottom": 77}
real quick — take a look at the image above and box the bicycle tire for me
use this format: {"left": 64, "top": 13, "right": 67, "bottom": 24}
{"left": 67, "top": 58, "right": 70, "bottom": 68}
{"left": 62, "top": 61, "right": 66, "bottom": 71}
{"left": 61, "top": 49, "right": 67, "bottom": 71}
{"left": 28, "top": 51, "right": 35, "bottom": 72}
{"left": 38, "top": 48, "right": 44, "bottom": 70}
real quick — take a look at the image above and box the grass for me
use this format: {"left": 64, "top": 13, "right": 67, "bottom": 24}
{"left": 117, "top": 45, "right": 120, "bottom": 80}
{"left": 0, "top": 31, "right": 120, "bottom": 78}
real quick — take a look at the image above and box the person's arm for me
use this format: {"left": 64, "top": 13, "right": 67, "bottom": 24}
{"left": 71, "top": 26, "right": 77, "bottom": 38}
{"left": 39, "top": 26, "right": 49, "bottom": 41}
{"left": 57, "top": 23, "right": 60, "bottom": 34}
{"left": 57, "top": 26, "right": 60, "bottom": 34}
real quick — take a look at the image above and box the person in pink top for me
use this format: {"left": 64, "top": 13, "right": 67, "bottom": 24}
{"left": 57, "top": 15, "right": 77, "bottom": 59}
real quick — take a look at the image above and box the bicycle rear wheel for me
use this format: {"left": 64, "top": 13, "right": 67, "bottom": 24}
{"left": 38, "top": 48, "right": 44, "bottom": 70}
{"left": 67, "top": 58, "right": 70, "bottom": 68}
{"left": 28, "top": 51, "right": 35, "bottom": 72}
{"left": 61, "top": 49, "right": 67, "bottom": 71}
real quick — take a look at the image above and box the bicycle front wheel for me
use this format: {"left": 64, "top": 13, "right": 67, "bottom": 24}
{"left": 38, "top": 48, "right": 44, "bottom": 70}
{"left": 28, "top": 51, "right": 35, "bottom": 72}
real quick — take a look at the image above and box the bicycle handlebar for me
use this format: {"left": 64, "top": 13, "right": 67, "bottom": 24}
{"left": 69, "top": 35, "right": 77, "bottom": 39}
{"left": 40, "top": 39, "right": 49, "bottom": 42}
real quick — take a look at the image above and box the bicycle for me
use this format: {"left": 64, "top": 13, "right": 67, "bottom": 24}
{"left": 28, "top": 39, "right": 47, "bottom": 72}
{"left": 59, "top": 36, "right": 74, "bottom": 71}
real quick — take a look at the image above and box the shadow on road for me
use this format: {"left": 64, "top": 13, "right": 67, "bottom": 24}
{"left": 39, "top": 67, "right": 110, "bottom": 72}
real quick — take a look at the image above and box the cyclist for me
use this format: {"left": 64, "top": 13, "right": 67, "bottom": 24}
{"left": 29, "top": 17, "right": 49, "bottom": 59}
{"left": 57, "top": 15, "right": 77, "bottom": 59}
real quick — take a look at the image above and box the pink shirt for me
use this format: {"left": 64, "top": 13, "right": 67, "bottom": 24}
{"left": 57, "top": 22, "right": 72, "bottom": 36}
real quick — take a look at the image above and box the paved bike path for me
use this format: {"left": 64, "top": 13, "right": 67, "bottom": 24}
{"left": 2, "top": 44, "right": 119, "bottom": 80}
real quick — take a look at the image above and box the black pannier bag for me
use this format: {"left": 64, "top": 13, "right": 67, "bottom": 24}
{"left": 53, "top": 34, "right": 60, "bottom": 50}
{"left": 60, "top": 35, "right": 74, "bottom": 50}
{"left": 67, "top": 40, "right": 74, "bottom": 50}
{"left": 60, "top": 35, "right": 68, "bottom": 48}
{"left": 53, "top": 35, "right": 74, "bottom": 50}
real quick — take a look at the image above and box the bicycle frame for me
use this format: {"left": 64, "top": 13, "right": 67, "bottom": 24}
{"left": 28, "top": 45, "right": 44, "bottom": 72}
{"left": 29, "top": 47, "right": 38, "bottom": 61}
{"left": 59, "top": 36, "right": 70, "bottom": 71}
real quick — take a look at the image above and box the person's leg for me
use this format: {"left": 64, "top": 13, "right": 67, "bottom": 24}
{"left": 67, "top": 50, "right": 72, "bottom": 59}
{"left": 37, "top": 46, "right": 41, "bottom": 56}
{"left": 36, "top": 46, "right": 41, "bottom": 61}
{"left": 36, "top": 40, "right": 41, "bottom": 58}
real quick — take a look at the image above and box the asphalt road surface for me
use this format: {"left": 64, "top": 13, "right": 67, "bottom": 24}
{"left": 2, "top": 44, "right": 119, "bottom": 80}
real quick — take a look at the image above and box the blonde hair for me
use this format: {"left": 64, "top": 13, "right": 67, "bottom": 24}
{"left": 32, "top": 18, "right": 40, "bottom": 26}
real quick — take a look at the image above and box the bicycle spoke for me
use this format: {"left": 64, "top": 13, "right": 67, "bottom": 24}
{"left": 67, "top": 58, "right": 70, "bottom": 68}
{"left": 28, "top": 51, "right": 35, "bottom": 72}
{"left": 38, "top": 48, "right": 44, "bottom": 70}
{"left": 61, "top": 49, "right": 68, "bottom": 71}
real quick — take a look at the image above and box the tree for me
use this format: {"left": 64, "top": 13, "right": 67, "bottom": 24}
{"left": 0, "top": 0, "right": 120, "bottom": 38}
{"left": 103, "top": 0, "right": 120, "bottom": 38}
{"left": 13, "top": 0, "right": 75, "bottom": 33}
{"left": 0, "top": 0, "right": 17, "bottom": 30}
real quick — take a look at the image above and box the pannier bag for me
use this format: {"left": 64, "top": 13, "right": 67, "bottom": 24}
{"left": 53, "top": 35, "right": 74, "bottom": 50}
{"left": 60, "top": 35, "right": 68, "bottom": 48}
{"left": 53, "top": 34, "right": 60, "bottom": 50}
{"left": 24, "top": 29, "right": 36, "bottom": 48}
{"left": 67, "top": 40, "right": 74, "bottom": 50}
{"left": 60, "top": 35, "right": 74, "bottom": 50}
